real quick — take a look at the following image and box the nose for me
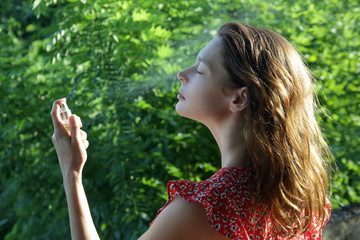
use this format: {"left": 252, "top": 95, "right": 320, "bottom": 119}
{"left": 177, "top": 69, "right": 188, "bottom": 83}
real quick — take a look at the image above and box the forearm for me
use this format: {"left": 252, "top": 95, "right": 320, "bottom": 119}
{"left": 64, "top": 174, "right": 100, "bottom": 240}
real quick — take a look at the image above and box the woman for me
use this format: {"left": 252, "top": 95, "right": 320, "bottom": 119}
{"left": 51, "top": 22, "right": 331, "bottom": 239}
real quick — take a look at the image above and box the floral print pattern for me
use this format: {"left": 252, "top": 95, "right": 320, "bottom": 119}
{"left": 152, "top": 167, "right": 331, "bottom": 239}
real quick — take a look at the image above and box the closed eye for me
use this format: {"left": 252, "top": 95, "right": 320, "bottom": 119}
{"left": 196, "top": 70, "right": 203, "bottom": 74}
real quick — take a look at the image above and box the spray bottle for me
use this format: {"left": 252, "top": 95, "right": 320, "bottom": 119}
{"left": 60, "top": 102, "right": 72, "bottom": 131}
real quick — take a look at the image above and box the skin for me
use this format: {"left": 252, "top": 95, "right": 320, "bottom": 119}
{"left": 51, "top": 37, "right": 249, "bottom": 240}
{"left": 175, "top": 37, "right": 250, "bottom": 168}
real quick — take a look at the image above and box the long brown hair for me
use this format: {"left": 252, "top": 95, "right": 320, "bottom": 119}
{"left": 218, "top": 22, "right": 331, "bottom": 236}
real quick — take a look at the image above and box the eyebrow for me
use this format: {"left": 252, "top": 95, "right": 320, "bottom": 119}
{"left": 197, "top": 55, "right": 210, "bottom": 68}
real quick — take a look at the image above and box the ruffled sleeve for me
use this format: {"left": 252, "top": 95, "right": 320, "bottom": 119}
{"left": 150, "top": 168, "right": 256, "bottom": 239}
{"left": 151, "top": 178, "right": 225, "bottom": 229}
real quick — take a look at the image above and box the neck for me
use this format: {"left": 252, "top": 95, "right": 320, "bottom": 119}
{"left": 205, "top": 114, "right": 250, "bottom": 169}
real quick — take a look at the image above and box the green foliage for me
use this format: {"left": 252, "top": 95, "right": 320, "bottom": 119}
{"left": 0, "top": 0, "right": 359, "bottom": 239}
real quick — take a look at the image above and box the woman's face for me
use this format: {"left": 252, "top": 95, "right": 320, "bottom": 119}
{"left": 176, "top": 37, "right": 233, "bottom": 124}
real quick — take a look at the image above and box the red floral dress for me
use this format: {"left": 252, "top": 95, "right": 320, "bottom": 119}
{"left": 151, "top": 167, "right": 331, "bottom": 239}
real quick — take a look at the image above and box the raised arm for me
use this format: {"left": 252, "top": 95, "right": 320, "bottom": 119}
{"left": 51, "top": 98, "right": 100, "bottom": 240}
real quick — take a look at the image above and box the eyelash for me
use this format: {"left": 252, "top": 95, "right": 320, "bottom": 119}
{"left": 196, "top": 70, "right": 203, "bottom": 74}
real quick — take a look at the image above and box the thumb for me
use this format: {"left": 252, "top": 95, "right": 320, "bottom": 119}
{"left": 69, "top": 115, "right": 82, "bottom": 146}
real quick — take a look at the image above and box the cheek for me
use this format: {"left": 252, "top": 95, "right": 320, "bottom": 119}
{"left": 177, "top": 83, "right": 229, "bottom": 119}
{"left": 195, "top": 83, "right": 227, "bottom": 109}
{"left": 199, "top": 92, "right": 228, "bottom": 116}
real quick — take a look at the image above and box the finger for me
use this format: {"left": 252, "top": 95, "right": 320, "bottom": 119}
{"left": 84, "top": 140, "right": 89, "bottom": 149}
{"left": 77, "top": 116, "right": 83, "bottom": 128}
{"left": 80, "top": 130, "right": 87, "bottom": 140}
{"left": 51, "top": 98, "right": 67, "bottom": 135}
{"left": 69, "top": 114, "right": 83, "bottom": 146}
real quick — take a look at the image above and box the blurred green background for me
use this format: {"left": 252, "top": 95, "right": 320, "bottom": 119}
{"left": 0, "top": 0, "right": 359, "bottom": 239}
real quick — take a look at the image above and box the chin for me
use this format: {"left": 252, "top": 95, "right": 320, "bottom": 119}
{"left": 175, "top": 103, "right": 186, "bottom": 117}
{"left": 175, "top": 105, "right": 203, "bottom": 124}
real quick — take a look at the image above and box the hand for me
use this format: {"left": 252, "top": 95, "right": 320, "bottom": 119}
{"left": 51, "top": 98, "right": 89, "bottom": 181}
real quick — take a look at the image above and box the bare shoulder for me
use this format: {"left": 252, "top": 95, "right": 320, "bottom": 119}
{"left": 138, "top": 196, "right": 228, "bottom": 240}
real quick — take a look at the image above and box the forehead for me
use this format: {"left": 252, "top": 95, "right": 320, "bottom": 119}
{"left": 197, "top": 37, "right": 224, "bottom": 66}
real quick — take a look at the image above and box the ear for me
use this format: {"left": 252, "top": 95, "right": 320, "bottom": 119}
{"left": 229, "top": 87, "right": 248, "bottom": 113}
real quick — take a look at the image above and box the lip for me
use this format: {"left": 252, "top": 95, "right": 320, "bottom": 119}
{"left": 177, "top": 91, "right": 186, "bottom": 100}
